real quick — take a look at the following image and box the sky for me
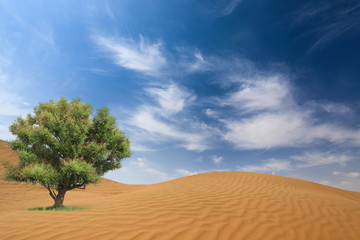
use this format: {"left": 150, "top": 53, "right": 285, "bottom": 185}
{"left": 0, "top": 0, "right": 360, "bottom": 191}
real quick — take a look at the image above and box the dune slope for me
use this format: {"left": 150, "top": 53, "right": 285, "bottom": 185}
{"left": 1, "top": 140, "right": 360, "bottom": 240}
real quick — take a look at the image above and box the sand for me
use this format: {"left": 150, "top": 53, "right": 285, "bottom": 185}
{"left": 1, "top": 140, "right": 360, "bottom": 240}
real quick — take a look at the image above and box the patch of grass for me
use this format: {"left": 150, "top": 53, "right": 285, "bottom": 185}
{"left": 24, "top": 206, "right": 87, "bottom": 211}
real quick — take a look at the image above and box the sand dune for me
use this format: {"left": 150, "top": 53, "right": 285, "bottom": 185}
{"left": 1, "top": 140, "right": 360, "bottom": 240}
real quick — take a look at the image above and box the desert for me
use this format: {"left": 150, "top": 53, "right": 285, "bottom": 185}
{"left": 1, "top": 140, "right": 360, "bottom": 239}
{"left": 2, "top": 1, "right": 360, "bottom": 239}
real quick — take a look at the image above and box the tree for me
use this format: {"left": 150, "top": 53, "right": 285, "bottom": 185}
{"left": 3, "top": 97, "right": 131, "bottom": 208}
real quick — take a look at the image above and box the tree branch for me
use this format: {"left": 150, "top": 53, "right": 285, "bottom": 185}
{"left": 45, "top": 184, "right": 57, "bottom": 200}
{"left": 69, "top": 183, "right": 86, "bottom": 190}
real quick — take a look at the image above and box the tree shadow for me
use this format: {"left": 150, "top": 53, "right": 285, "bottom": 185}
{"left": 23, "top": 206, "right": 87, "bottom": 211}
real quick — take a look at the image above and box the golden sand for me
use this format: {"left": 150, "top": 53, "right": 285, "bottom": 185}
{"left": 1, "top": 140, "right": 360, "bottom": 239}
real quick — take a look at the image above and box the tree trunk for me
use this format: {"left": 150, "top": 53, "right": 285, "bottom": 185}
{"left": 52, "top": 188, "right": 67, "bottom": 208}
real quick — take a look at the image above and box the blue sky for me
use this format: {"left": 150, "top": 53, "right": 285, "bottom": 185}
{"left": 1, "top": 0, "right": 360, "bottom": 191}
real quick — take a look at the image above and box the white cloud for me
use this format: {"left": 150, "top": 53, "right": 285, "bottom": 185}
{"left": 335, "top": 177, "right": 360, "bottom": 191}
{"left": 0, "top": 124, "right": 14, "bottom": 141}
{"left": 332, "top": 171, "right": 360, "bottom": 178}
{"left": 131, "top": 157, "right": 145, "bottom": 167}
{"left": 144, "top": 168, "right": 169, "bottom": 181}
{"left": 322, "top": 103, "right": 351, "bottom": 114}
{"left": 94, "top": 35, "right": 166, "bottom": 76}
{"left": 130, "top": 108, "right": 213, "bottom": 151}
{"left": 0, "top": 90, "right": 32, "bottom": 117}
{"left": 222, "top": 75, "right": 360, "bottom": 150}
{"left": 176, "top": 168, "right": 199, "bottom": 176}
{"left": 340, "top": 180, "right": 351, "bottom": 186}
{"left": 292, "top": 151, "right": 352, "bottom": 168}
{"left": 226, "top": 75, "right": 292, "bottom": 111}
{"left": 130, "top": 143, "right": 154, "bottom": 152}
{"left": 318, "top": 180, "right": 330, "bottom": 185}
{"left": 223, "top": 112, "right": 308, "bottom": 149}
{"left": 105, "top": 157, "right": 170, "bottom": 184}
{"left": 204, "top": 108, "right": 217, "bottom": 118}
{"left": 96, "top": 33, "right": 360, "bottom": 158}
{"left": 146, "top": 83, "right": 196, "bottom": 115}
{"left": 224, "top": 113, "right": 360, "bottom": 150}
{"left": 127, "top": 83, "right": 218, "bottom": 152}
{"left": 236, "top": 151, "right": 354, "bottom": 176}
{"left": 130, "top": 157, "right": 169, "bottom": 181}
{"left": 237, "top": 158, "right": 291, "bottom": 174}
{"left": 347, "top": 172, "right": 360, "bottom": 178}
{"left": 213, "top": 155, "right": 223, "bottom": 166}
{"left": 131, "top": 109, "right": 176, "bottom": 136}
{"left": 305, "top": 101, "right": 351, "bottom": 114}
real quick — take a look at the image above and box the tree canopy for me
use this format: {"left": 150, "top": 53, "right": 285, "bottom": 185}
{"left": 3, "top": 97, "right": 131, "bottom": 208}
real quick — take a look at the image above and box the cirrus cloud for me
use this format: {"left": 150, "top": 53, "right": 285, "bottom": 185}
{"left": 94, "top": 35, "right": 166, "bottom": 76}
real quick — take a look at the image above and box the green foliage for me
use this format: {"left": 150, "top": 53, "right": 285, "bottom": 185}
{"left": 3, "top": 97, "right": 131, "bottom": 207}
{"left": 21, "top": 163, "right": 60, "bottom": 185}
{"left": 61, "top": 159, "right": 100, "bottom": 186}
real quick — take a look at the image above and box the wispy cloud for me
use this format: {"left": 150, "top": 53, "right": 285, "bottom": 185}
{"left": 0, "top": 7, "right": 56, "bottom": 141}
{"left": 213, "top": 155, "right": 223, "bottom": 166}
{"left": 94, "top": 35, "right": 166, "bottom": 76}
{"left": 85, "top": 1, "right": 115, "bottom": 20}
{"left": 0, "top": 6, "right": 58, "bottom": 64}
{"left": 237, "top": 151, "right": 354, "bottom": 176}
{"left": 305, "top": 101, "right": 352, "bottom": 114}
{"left": 105, "top": 157, "right": 170, "bottom": 184}
{"left": 223, "top": 111, "right": 360, "bottom": 149}
{"left": 292, "top": 151, "right": 353, "bottom": 168}
{"left": 221, "top": 73, "right": 360, "bottom": 150}
{"left": 0, "top": 56, "right": 32, "bottom": 110}
{"left": 340, "top": 180, "right": 351, "bottom": 186}
{"left": 0, "top": 87, "right": 32, "bottom": 140}
{"left": 96, "top": 33, "right": 360, "bottom": 158}
{"left": 333, "top": 171, "right": 360, "bottom": 178}
{"left": 146, "top": 83, "right": 196, "bottom": 116}
{"left": 177, "top": 48, "right": 213, "bottom": 73}
{"left": 176, "top": 168, "right": 199, "bottom": 176}
{"left": 126, "top": 83, "right": 218, "bottom": 152}
{"left": 0, "top": 90, "right": 32, "bottom": 117}
{"left": 223, "top": 112, "right": 307, "bottom": 149}
{"left": 0, "top": 46, "right": 33, "bottom": 141}
{"left": 294, "top": 1, "right": 360, "bottom": 52}
{"left": 33, "top": 23, "right": 55, "bottom": 50}
{"left": 0, "top": 124, "right": 13, "bottom": 141}
{"left": 237, "top": 158, "right": 291, "bottom": 174}
{"left": 130, "top": 143, "right": 155, "bottom": 152}
{"left": 318, "top": 180, "right": 330, "bottom": 185}
{"left": 219, "top": 0, "right": 242, "bottom": 16}
{"left": 130, "top": 107, "right": 214, "bottom": 151}
{"left": 0, "top": 86, "right": 33, "bottom": 140}
{"left": 130, "top": 157, "right": 169, "bottom": 181}
{"left": 225, "top": 75, "right": 293, "bottom": 112}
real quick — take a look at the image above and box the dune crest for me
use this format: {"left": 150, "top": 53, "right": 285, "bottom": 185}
{"left": 1, "top": 140, "right": 360, "bottom": 239}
